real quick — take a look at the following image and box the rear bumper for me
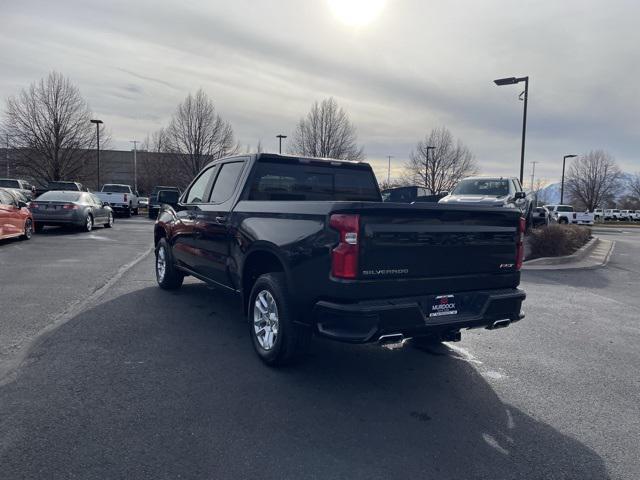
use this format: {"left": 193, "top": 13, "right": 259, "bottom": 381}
{"left": 313, "top": 288, "right": 526, "bottom": 343}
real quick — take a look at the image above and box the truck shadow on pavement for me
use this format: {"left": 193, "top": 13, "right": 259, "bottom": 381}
{"left": 0, "top": 282, "right": 611, "bottom": 480}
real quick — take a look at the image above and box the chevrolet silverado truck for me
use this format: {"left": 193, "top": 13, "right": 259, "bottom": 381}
{"left": 154, "top": 154, "right": 526, "bottom": 365}
{"left": 94, "top": 184, "right": 139, "bottom": 216}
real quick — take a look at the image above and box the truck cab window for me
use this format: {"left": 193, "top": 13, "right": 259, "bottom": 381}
{"left": 185, "top": 167, "right": 216, "bottom": 204}
{"left": 210, "top": 162, "right": 244, "bottom": 204}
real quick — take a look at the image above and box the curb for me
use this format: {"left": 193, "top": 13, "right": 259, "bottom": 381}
{"left": 524, "top": 236, "right": 600, "bottom": 266}
{"left": 522, "top": 238, "right": 614, "bottom": 271}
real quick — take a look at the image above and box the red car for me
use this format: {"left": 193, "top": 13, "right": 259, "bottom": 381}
{"left": 0, "top": 187, "right": 34, "bottom": 241}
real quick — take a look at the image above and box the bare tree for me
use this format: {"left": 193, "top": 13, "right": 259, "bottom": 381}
{"left": 291, "top": 98, "right": 364, "bottom": 161}
{"left": 627, "top": 172, "right": 640, "bottom": 200}
{"left": 2, "top": 71, "right": 105, "bottom": 185}
{"left": 164, "top": 89, "right": 237, "bottom": 179}
{"left": 566, "top": 150, "right": 623, "bottom": 210}
{"left": 403, "top": 127, "right": 477, "bottom": 193}
{"left": 136, "top": 129, "right": 183, "bottom": 194}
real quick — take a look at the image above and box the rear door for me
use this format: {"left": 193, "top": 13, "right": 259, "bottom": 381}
{"left": 355, "top": 205, "right": 521, "bottom": 280}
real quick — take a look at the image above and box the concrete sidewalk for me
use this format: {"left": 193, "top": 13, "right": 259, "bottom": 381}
{"left": 522, "top": 236, "right": 614, "bottom": 271}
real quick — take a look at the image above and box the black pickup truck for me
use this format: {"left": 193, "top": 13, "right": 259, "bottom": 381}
{"left": 154, "top": 153, "right": 526, "bottom": 365}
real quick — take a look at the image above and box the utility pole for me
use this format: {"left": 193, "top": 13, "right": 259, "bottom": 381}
{"left": 530, "top": 161, "right": 538, "bottom": 191}
{"left": 130, "top": 140, "right": 138, "bottom": 192}
{"left": 276, "top": 134, "right": 287, "bottom": 154}
{"left": 387, "top": 155, "right": 393, "bottom": 184}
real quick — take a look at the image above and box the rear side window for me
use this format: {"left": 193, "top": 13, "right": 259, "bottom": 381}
{"left": 557, "top": 206, "right": 573, "bottom": 212}
{"left": 248, "top": 160, "right": 380, "bottom": 201}
{"left": 0, "top": 180, "right": 19, "bottom": 188}
{"left": 210, "top": 162, "right": 244, "bottom": 204}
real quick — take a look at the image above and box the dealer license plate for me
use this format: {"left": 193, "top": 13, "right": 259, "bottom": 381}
{"left": 428, "top": 294, "right": 458, "bottom": 318}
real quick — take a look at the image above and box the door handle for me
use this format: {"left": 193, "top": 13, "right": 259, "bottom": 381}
{"left": 215, "top": 216, "right": 227, "bottom": 224}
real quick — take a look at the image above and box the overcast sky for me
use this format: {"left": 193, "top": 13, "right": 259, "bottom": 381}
{"left": 1, "top": 0, "right": 639, "bottom": 184}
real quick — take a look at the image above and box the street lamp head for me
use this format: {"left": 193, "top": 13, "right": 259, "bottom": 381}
{"left": 276, "top": 134, "right": 287, "bottom": 139}
{"left": 494, "top": 77, "right": 518, "bottom": 86}
{"left": 90, "top": 119, "right": 103, "bottom": 125}
{"left": 564, "top": 154, "right": 577, "bottom": 159}
{"left": 426, "top": 146, "right": 435, "bottom": 150}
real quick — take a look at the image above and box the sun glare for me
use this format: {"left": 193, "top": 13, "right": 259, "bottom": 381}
{"left": 328, "top": 0, "right": 387, "bottom": 27}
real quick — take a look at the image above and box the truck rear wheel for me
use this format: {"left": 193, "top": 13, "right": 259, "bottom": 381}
{"left": 248, "top": 273, "right": 310, "bottom": 366}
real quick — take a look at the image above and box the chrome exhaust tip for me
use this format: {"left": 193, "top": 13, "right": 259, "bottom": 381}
{"left": 378, "top": 333, "right": 408, "bottom": 350}
{"left": 487, "top": 319, "right": 511, "bottom": 330}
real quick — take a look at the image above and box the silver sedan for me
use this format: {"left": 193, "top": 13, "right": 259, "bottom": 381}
{"left": 31, "top": 191, "right": 114, "bottom": 232}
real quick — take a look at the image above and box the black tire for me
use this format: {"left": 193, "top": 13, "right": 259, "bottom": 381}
{"left": 104, "top": 212, "right": 114, "bottom": 228}
{"left": 558, "top": 218, "right": 568, "bottom": 225}
{"left": 133, "top": 208, "right": 139, "bottom": 215}
{"left": 248, "top": 273, "right": 311, "bottom": 366}
{"left": 22, "top": 219, "right": 33, "bottom": 240}
{"left": 123, "top": 207, "right": 132, "bottom": 218}
{"left": 148, "top": 209, "right": 156, "bottom": 220}
{"left": 34, "top": 223, "right": 44, "bottom": 233}
{"left": 155, "top": 238, "right": 184, "bottom": 290}
{"left": 82, "top": 214, "right": 93, "bottom": 232}
{"left": 410, "top": 335, "right": 443, "bottom": 350}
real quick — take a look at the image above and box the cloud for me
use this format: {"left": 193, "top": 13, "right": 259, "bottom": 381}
{"left": 0, "top": 0, "right": 638, "bottom": 182}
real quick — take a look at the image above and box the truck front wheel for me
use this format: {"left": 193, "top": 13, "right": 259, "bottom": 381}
{"left": 248, "top": 273, "right": 310, "bottom": 366}
{"left": 155, "top": 238, "right": 183, "bottom": 290}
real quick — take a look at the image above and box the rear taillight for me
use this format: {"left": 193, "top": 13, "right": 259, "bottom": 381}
{"left": 330, "top": 214, "right": 360, "bottom": 279}
{"left": 30, "top": 202, "right": 39, "bottom": 209}
{"left": 63, "top": 203, "right": 78, "bottom": 210}
{"left": 124, "top": 193, "right": 128, "bottom": 202}
{"left": 516, "top": 216, "right": 526, "bottom": 270}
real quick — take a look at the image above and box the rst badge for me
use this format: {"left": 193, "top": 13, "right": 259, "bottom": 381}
{"left": 429, "top": 294, "right": 458, "bottom": 317}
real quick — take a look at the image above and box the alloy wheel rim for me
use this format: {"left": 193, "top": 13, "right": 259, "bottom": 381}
{"left": 157, "top": 247, "right": 166, "bottom": 282}
{"left": 109, "top": 213, "right": 113, "bottom": 226}
{"left": 253, "top": 290, "right": 279, "bottom": 351}
{"left": 25, "top": 220, "right": 32, "bottom": 238}
{"left": 86, "top": 216, "right": 92, "bottom": 231}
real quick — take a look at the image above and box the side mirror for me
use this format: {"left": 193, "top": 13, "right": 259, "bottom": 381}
{"left": 515, "top": 191, "right": 526, "bottom": 200}
{"left": 103, "top": 201, "right": 110, "bottom": 207}
{"left": 439, "top": 191, "right": 450, "bottom": 197}
{"left": 17, "top": 200, "right": 27, "bottom": 209}
{"left": 157, "top": 190, "right": 180, "bottom": 208}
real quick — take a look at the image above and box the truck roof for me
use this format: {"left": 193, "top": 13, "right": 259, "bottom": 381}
{"left": 204, "top": 153, "right": 372, "bottom": 170}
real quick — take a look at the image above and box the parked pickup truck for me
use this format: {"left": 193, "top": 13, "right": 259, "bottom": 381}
{"left": 154, "top": 154, "right": 526, "bottom": 365}
{"left": 0, "top": 178, "right": 36, "bottom": 200}
{"left": 544, "top": 205, "right": 594, "bottom": 225}
{"left": 94, "top": 184, "right": 139, "bottom": 216}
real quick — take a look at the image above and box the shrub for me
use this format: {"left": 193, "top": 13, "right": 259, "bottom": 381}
{"left": 527, "top": 224, "right": 592, "bottom": 259}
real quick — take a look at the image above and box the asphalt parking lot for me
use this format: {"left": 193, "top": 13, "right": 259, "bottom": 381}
{"left": 1, "top": 220, "right": 639, "bottom": 479}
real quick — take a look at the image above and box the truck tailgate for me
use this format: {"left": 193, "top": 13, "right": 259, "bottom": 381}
{"left": 351, "top": 205, "right": 521, "bottom": 280}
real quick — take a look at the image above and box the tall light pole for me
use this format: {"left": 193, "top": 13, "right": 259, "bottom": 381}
{"left": 90, "top": 119, "right": 103, "bottom": 189}
{"left": 560, "top": 154, "right": 577, "bottom": 204}
{"left": 494, "top": 76, "right": 529, "bottom": 184}
{"left": 387, "top": 155, "right": 393, "bottom": 184}
{"left": 130, "top": 140, "right": 138, "bottom": 193}
{"left": 276, "top": 134, "right": 287, "bottom": 154}
{"left": 425, "top": 146, "right": 435, "bottom": 190}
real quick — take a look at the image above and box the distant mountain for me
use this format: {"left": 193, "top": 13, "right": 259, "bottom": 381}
{"left": 535, "top": 173, "right": 634, "bottom": 206}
